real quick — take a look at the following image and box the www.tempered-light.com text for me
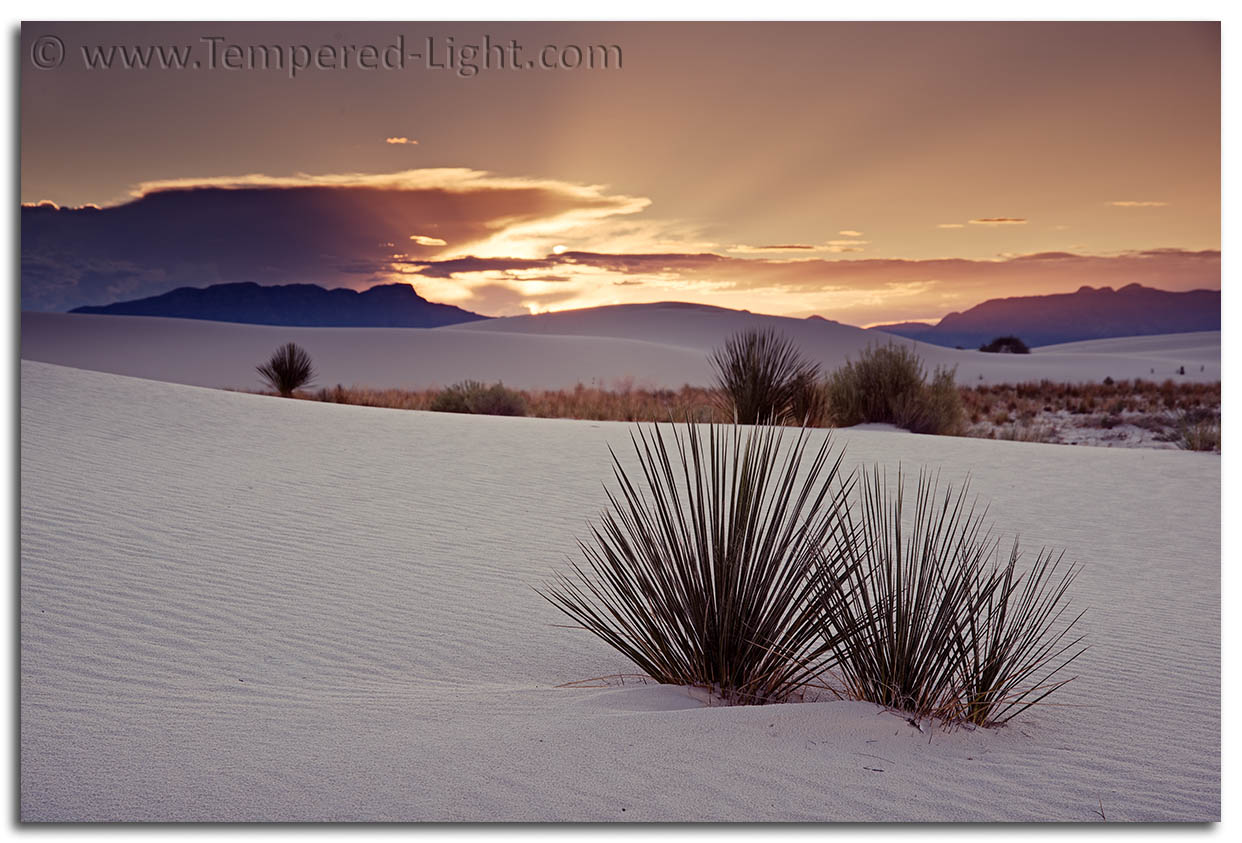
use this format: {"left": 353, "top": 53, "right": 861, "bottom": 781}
{"left": 29, "top": 34, "right": 623, "bottom": 77}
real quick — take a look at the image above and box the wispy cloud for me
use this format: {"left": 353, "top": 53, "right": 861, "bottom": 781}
{"left": 969, "top": 218, "right": 1028, "bottom": 225}
{"left": 385, "top": 137, "right": 418, "bottom": 145}
{"left": 409, "top": 234, "right": 448, "bottom": 246}
{"left": 937, "top": 223, "right": 965, "bottom": 229}
{"left": 1109, "top": 200, "right": 1168, "bottom": 207}
{"left": 838, "top": 229, "right": 863, "bottom": 237}
{"left": 727, "top": 243, "right": 817, "bottom": 254}
{"left": 728, "top": 239, "right": 869, "bottom": 255}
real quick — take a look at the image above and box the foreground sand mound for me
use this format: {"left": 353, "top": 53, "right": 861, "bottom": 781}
{"left": 21, "top": 308, "right": 1220, "bottom": 391}
{"left": 21, "top": 361, "right": 1219, "bottom": 821}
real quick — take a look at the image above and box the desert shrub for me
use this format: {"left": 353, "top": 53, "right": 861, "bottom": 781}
{"left": 953, "top": 544, "right": 1086, "bottom": 725}
{"left": 541, "top": 423, "right": 857, "bottom": 704}
{"left": 788, "top": 369, "right": 830, "bottom": 426}
{"left": 710, "top": 329, "right": 821, "bottom": 425}
{"left": 1175, "top": 409, "right": 1221, "bottom": 452}
{"left": 315, "top": 384, "right": 349, "bottom": 403}
{"left": 979, "top": 336, "right": 1031, "bottom": 354}
{"left": 429, "top": 380, "right": 527, "bottom": 416}
{"left": 824, "top": 343, "right": 965, "bottom": 435}
{"left": 816, "top": 469, "right": 1086, "bottom": 726}
{"left": 256, "top": 342, "right": 316, "bottom": 397}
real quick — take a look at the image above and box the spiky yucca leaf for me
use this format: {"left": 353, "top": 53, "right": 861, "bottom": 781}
{"left": 816, "top": 468, "right": 995, "bottom": 717}
{"left": 541, "top": 422, "right": 856, "bottom": 704}
{"left": 257, "top": 342, "right": 316, "bottom": 397}
{"left": 953, "top": 545, "right": 1086, "bottom": 725}
{"left": 710, "top": 329, "right": 821, "bottom": 425}
{"left": 816, "top": 468, "right": 1086, "bottom": 725}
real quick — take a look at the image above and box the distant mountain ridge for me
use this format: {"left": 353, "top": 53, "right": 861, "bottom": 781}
{"left": 70, "top": 282, "right": 486, "bottom": 328}
{"left": 867, "top": 284, "right": 1220, "bottom": 348}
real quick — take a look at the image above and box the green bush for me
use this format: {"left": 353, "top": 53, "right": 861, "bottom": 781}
{"left": 710, "top": 329, "right": 821, "bottom": 425}
{"left": 429, "top": 380, "right": 527, "bottom": 416}
{"left": 541, "top": 423, "right": 857, "bottom": 704}
{"left": 256, "top": 342, "right": 316, "bottom": 397}
{"left": 825, "top": 343, "right": 965, "bottom": 435}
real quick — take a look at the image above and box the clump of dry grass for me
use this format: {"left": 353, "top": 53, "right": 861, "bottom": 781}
{"left": 268, "top": 374, "right": 1219, "bottom": 451}
{"left": 960, "top": 379, "right": 1220, "bottom": 425}
{"left": 301, "top": 381, "right": 731, "bottom": 422}
{"left": 1173, "top": 409, "right": 1221, "bottom": 452}
{"left": 528, "top": 381, "right": 725, "bottom": 423}
{"left": 429, "top": 380, "right": 527, "bottom": 416}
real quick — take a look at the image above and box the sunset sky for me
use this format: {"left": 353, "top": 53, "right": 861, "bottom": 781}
{"left": 21, "top": 21, "right": 1221, "bottom": 325}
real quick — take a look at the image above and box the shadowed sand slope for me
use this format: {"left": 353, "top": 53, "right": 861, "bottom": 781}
{"left": 22, "top": 308, "right": 1219, "bottom": 391}
{"left": 21, "top": 361, "right": 1219, "bottom": 821}
{"left": 20, "top": 312, "right": 710, "bottom": 391}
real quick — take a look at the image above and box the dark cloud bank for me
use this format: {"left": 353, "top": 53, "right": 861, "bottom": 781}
{"left": 21, "top": 177, "right": 1221, "bottom": 319}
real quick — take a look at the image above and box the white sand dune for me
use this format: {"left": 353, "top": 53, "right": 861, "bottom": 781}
{"left": 21, "top": 308, "right": 1220, "bottom": 392}
{"left": 455, "top": 302, "right": 1222, "bottom": 384}
{"left": 21, "top": 360, "right": 1219, "bottom": 821}
{"left": 1035, "top": 330, "right": 1222, "bottom": 361}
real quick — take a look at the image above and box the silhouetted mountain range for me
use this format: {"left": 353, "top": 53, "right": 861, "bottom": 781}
{"left": 867, "top": 284, "right": 1220, "bottom": 348}
{"left": 70, "top": 282, "right": 486, "bottom": 328}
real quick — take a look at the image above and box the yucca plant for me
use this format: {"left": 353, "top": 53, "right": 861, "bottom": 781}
{"left": 541, "top": 422, "right": 858, "bottom": 704}
{"left": 710, "top": 329, "right": 821, "bottom": 425}
{"left": 815, "top": 469, "right": 993, "bottom": 717}
{"left": 953, "top": 545, "right": 1086, "bottom": 725}
{"left": 815, "top": 468, "right": 1086, "bottom": 726}
{"left": 257, "top": 342, "right": 316, "bottom": 397}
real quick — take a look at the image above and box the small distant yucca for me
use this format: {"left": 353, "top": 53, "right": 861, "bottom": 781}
{"left": 710, "top": 329, "right": 822, "bottom": 425}
{"left": 257, "top": 342, "right": 316, "bottom": 397}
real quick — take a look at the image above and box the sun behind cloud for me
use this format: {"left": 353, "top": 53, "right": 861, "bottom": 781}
{"left": 410, "top": 234, "right": 447, "bottom": 246}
